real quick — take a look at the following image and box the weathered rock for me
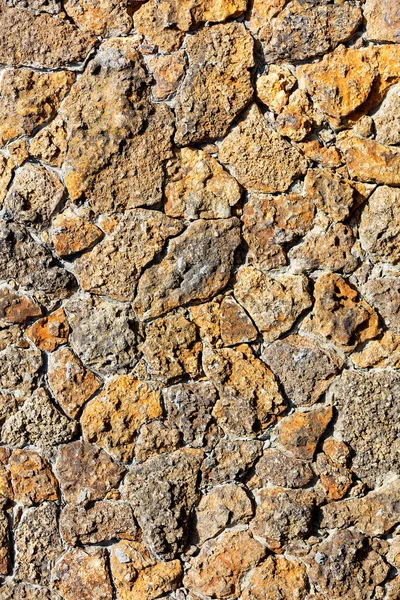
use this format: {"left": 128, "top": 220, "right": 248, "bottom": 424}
{"left": 0, "top": 582, "right": 63, "bottom": 600}
{"left": 362, "top": 275, "right": 400, "bottom": 333}
{"left": 250, "top": 448, "right": 314, "bottom": 490}
{"left": 174, "top": 23, "right": 254, "bottom": 144}
{"left": 134, "top": 218, "right": 241, "bottom": 319}
{"left": 0, "top": 221, "right": 77, "bottom": 301}
{"left": 122, "top": 447, "right": 203, "bottom": 558}
{"left": 339, "top": 135, "right": 400, "bottom": 185}
{"left": 65, "top": 293, "right": 139, "bottom": 375}
{"left": 263, "top": 0, "right": 361, "bottom": 63}
{"left": 359, "top": 186, "right": 400, "bottom": 265}
{"left": 165, "top": 147, "right": 241, "bottom": 220}
{"left": 74, "top": 210, "right": 183, "bottom": 301}
{"left": 303, "top": 273, "right": 380, "bottom": 351}
{"left": 202, "top": 439, "right": 263, "bottom": 485}
{"left": 164, "top": 381, "right": 217, "bottom": 448}
{"left": 251, "top": 487, "right": 315, "bottom": 552}
{"left": 64, "top": 0, "right": 132, "bottom": 36}
{"left": 365, "top": 0, "right": 400, "bottom": 42}
{"left": 0, "top": 505, "right": 9, "bottom": 576}
{"left": 52, "top": 548, "right": 113, "bottom": 600}
{"left": 148, "top": 51, "right": 187, "bottom": 100}
{"left": 190, "top": 298, "right": 223, "bottom": 345}
{"left": 81, "top": 375, "right": 162, "bottom": 463}
{"left": 352, "top": 331, "right": 400, "bottom": 368}
{"left": 321, "top": 477, "right": 400, "bottom": 535}
{"left": 262, "top": 335, "right": 342, "bottom": 407}
{"left": 0, "top": 69, "right": 74, "bottom": 145}
{"left": 110, "top": 540, "right": 182, "bottom": 600}
{"left": 256, "top": 65, "right": 296, "bottom": 113}
{"left": 55, "top": 440, "right": 125, "bottom": 505}
{"left": 2, "top": 388, "right": 77, "bottom": 449}
{"left": 60, "top": 501, "right": 137, "bottom": 545}
{"left": 242, "top": 556, "right": 309, "bottom": 600}
{"left": 203, "top": 344, "right": 286, "bottom": 436}
{"left": 184, "top": 530, "right": 265, "bottom": 599}
{"left": 10, "top": 449, "right": 58, "bottom": 505}
{"left": 48, "top": 209, "right": 103, "bottom": 258}
{"left": 299, "top": 139, "right": 342, "bottom": 169}
{"left": 0, "top": 345, "right": 42, "bottom": 402}
{"left": 276, "top": 406, "right": 333, "bottom": 461}
{"left": 328, "top": 370, "right": 400, "bottom": 486}
{"left": 219, "top": 104, "right": 307, "bottom": 193}
{"left": 194, "top": 483, "right": 253, "bottom": 544}
{"left": 0, "top": 1, "right": 95, "bottom": 68}
{"left": 4, "top": 0, "right": 60, "bottom": 13}
{"left": 134, "top": 421, "right": 181, "bottom": 463}
{"left": 234, "top": 266, "right": 312, "bottom": 342}
{"left": 0, "top": 289, "right": 41, "bottom": 324}
{"left": 26, "top": 308, "right": 69, "bottom": 352}
{"left": 220, "top": 296, "right": 258, "bottom": 346}
{"left": 315, "top": 451, "right": 352, "bottom": 501}
{"left": 29, "top": 115, "right": 68, "bottom": 168}
{"left": 307, "top": 529, "right": 390, "bottom": 599}
{"left": 289, "top": 224, "right": 357, "bottom": 275}
{"left": 304, "top": 168, "right": 355, "bottom": 222}
{"left": 275, "top": 89, "right": 321, "bottom": 142}
{"left": 47, "top": 347, "right": 102, "bottom": 419}
{"left": 374, "top": 83, "right": 400, "bottom": 145}
{"left": 0, "top": 154, "right": 14, "bottom": 206}
{"left": 14, "top": 502, "right": 62, "bottom": 584}
{"left": 134, "top": 0, "right": 248, "bottom": 52}
{"left": 242, "top": 191, "right": 314, "bottom": 270}
{"left": 140, "top": 312, "right": 201, "bottom": 383}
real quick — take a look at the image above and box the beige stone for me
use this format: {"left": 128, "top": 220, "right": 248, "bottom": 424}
{"left": 242, "top": 556, "right": 308, "bottom": 600}
{"left": 339, "top": 135, "right": 400, "bottom": 185}
{"left": 304, "top": 168, "right": 354, "bottom": 222}
{"left": 29, "top": 115, "right": 68, "bottom": 168}
{"left": 10, "top": 449, "right": 58, "bottom": 505}
{"left": 148, "top": 51, "right": 187, "bottom": 100}
{"left": 276, "top": 406, "right": 333, "bottom": 461}
{"left": 365, "top": 0, "right": 400, "bottom": 42}
{"left": 64, "top": 0, "right": 132, "bottom": 36}
{"left": 352, "top": 331, "right": 400, "bottom": 368}
{"left": 256, "top": 65, "right": 296, "bottom": 113}
{"left": 48, "top": 209, "right": 103, "bottom": 258}
{"left": 26, "top": 308, "right": 70, "bottom": 352}
{"left": 52, "top": 548, "right": 113, "bottom": 600}
{"left": 249, "top": 448, "right": 314, "bottom": 490}
{"left": 359, "top": 186, "right": 400, "bottom": 264}
{"left": 0, "top": 288, "right": 41, "bottom": 324}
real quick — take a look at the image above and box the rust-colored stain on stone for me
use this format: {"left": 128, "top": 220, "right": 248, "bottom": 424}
{"left": 0, "top": 0, "right": 400, "bottom": 598}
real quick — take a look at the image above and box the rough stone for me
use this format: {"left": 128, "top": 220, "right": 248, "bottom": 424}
{"left": 289, "top": 224, "right": 357, "bottom": 275}
{"left": 47, "top": 347, "right": 102, "bottom": 419}
{"left": 351, "top": 331, "right": 400, "bottom": 368}
{"left": 4, "top": 0, "right": 60, "bottom": 13}
{"left": 315, "top": 451, "right": 352, "bottom": 501}
{"left": 65, "top": 293, "right": 139, "bottom": 375}
{"left": 174, "top": 23, "right": 254, "bottom": 144}
{"left": 134, "top": 421, "right": 181, "bottom": 463}
{"left": 0, "top": 289, "right": 41, "bottom": 324}
{"left": 2, "top": 388, "right": 77, "bottom": 449}
{"left": 303, "top": 273, "right": 381, "bottom": 351}
{"left": 164, "top": 381, "right": 217, "bottom": 448}
{"left": 134, "top": 218, "right": 241, "bottom": 319}
{"left": 328, "top": 370, "right": 400, "bottom": 486}
{"left": 81, "top": 374, "right": 162, "bottom": 463}
{"left": 203, "top": 343, "right": 286, "bottom": 436}
{"left": 10, "top": 449, "right": 58, "bottom": 505}
{"left": 250, "top": 448, "right": 314, "bottom": 490}
{"left": 14, "top": 502, "right": 62, "bottom": 584}
{"left": 276, "top": 406, "right": 333, "bottom": 461}
{"left": 184, "top": 530, "right": 265, "bottom": 599}
{"left": 256, "top": 65, "right": 296, "bottom": 113}
{"left": 374, "top": 83, "right": 400, "bottom": 145}
{"left": 263, "top": 0, "right": 361, "bottom": 63}
{"left": 52, "top": 548, "right": 113, "bottom": 600}
{"left": 110, "top": 540, "right": 182, "bottom": 600}
{"left": 362, "top": 275, "right": 400, "bottom": 333}
{"left": 242, "top": 191, "right": 315, "bottom": 270}
{"left": 0, "top": 2, "right": 95, "bottom": 68}
{"left": 122, "top": 447, "right": 203, "bottom": 558}
{"left": 134, "top": 0, "right": 248, "bottom": 52}
{"left": 202, "top": 439, "right": 263, "bottom": 485}
{"left": 64, "top": 0, "right": 132, "bottom": 36}
{"left": 194, "top": 483, "right": 253, "bottom": 544}
{"left": 0, "top": 582, "right": 63, "bottom": 600}
{"left": 0, "top": 345, "right": 42, "bottom": 402}
{"left": 262, "top": 335, "right": 342, "bottom": 407}
{"left": 304, "top": 168, "right": 355, "bottom": 223}
{"left": 242, "top": 556, "right": 309, "bottom": 600}
{"left": 359, "top": 186, "right": 400, "bottom": 265}
{"left": 339, "top": 135, "right": 400, "bottom": 185}
{"left": 220, "top": 296, "right": 258, "bottom": 346}
{"left": 0, "top": 154, "right": 14, "bottom": 206}
{"left": 74, "top": 210, "right": 183, "bottom": 301}
{"left": 0, "top": 506, "right": 9, "bottom": 577}
{"left": 275, "top": 89, "right": 321, "bottom": 142}
{"left": 219, "top": 104, "right": 307, "bottom": 193}
{"left": 26, "top": 308, "right": 69, "bottom": 352}
{"left": 29, "top": 115, "right": 68, "bottom": 168}
{"left": 48, "top": 209, "right": 103, "bottom": 258}
{"left": 60, "top": 501, "right": 137, "bottom": 545}
{"left": 148, "top": 51, "right": 187, "bottom": 100}
{"left": 365, "top": 0, "right": 400, "bottom": 42}
{"left": 165, "top": 147, "right": 241, "bottom": 220}
{"left": 55, "top": 440, "right": 125, "bottom": 505}
{"left": 234, "top": 266, "right": 312, "bottom": 342}
{"left": 0, "top": 69, "right": 74, "bottom": 145}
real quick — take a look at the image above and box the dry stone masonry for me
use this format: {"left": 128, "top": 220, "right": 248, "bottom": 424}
{"left": 0, "top": 0, "right": 400, "bottom": 598}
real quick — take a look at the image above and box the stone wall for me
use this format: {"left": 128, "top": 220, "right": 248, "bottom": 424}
{"left": 0, "top": 0, "right": 400, "bottom": 598}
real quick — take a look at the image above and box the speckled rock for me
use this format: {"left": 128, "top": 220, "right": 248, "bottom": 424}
{"left": 359, "top": 186, "right": 400, "bottom": 264}
{"left": 365, "top": 0, "right": 400, "bottom": 42}
{"left": 276, "top": 406, "right": 333, "bottom": 461}
{"left": 134, "top": 218, "right": 241, "bottom": 319}
{"left": 219, "top": 104, "right": 307, "bottom": 193}
{"left": 148, "top": 51, "right": 187, "bottom": 100}
{"left": 242, "top": 556, "right": 308, "bottom": 600}
{"left": 219, "top": 296, "right": 258, "bottom": 346}
{"left": 373, "top": 83, "right": 400, "bottom": 145}
{"left": 262, "top": 335, "right": 342, "bottom": 407}
{"left": 304, "top": 168, "right": 355, "bottom": 222}
{"left": 10, "top": 449, "right": 58, "bottom": 505}
{"left": 174, "top": 23, "right": 254, "bottom": 144}
{"left": 165, "top": 147, "right": 241, "bottom": 220}
{"left": 351, "top": 331, "right": 400, "bottom": 368}
{"left": 52, "top": 548, "right": 113, "bottom": 600}
{"left": 134, "top": 421, "right": 181, "bottom": 463}
{"left": 81, "top": 374, "right": 162, "bottom": 462}
{"left": 339, "top": 135, "right": 400, "bottom": 185}
{"left": 47, "top": 209, "right": 103, "bottom": 258}
{"left": 122, "top": 447, "right": 203, "bottom": 558}
{"left": 362, "top": 275, "right": 400, "bottom": 333}
{"left": 55, "top": 440, "right": 125, "bottom": 505}
{"left": 202, "top": 439, "right": 263, "bottom": 485}
{"left": 249, "top": 448, "right": 314, "bottom": 490}
{"left": 0, "top": 505, "right": 10, "bottom": 577}
{"left": 234, "top": 266, "right": 312, "bottom": 342}
{"left": 0, "top": 288, "right": 41, "bottom": 324}
{"left": 26, "top": 308, "right": 69, "bottom": 352}
{"left": 64, "top": 0, "right": 132, "bottom": 36}
{"left": 0, "top": 345, "right": 42, "bottom": 402}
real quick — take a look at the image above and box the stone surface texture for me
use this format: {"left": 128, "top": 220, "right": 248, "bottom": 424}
{"left": 1, "top": 4, "right": 399, "bottom": 599}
